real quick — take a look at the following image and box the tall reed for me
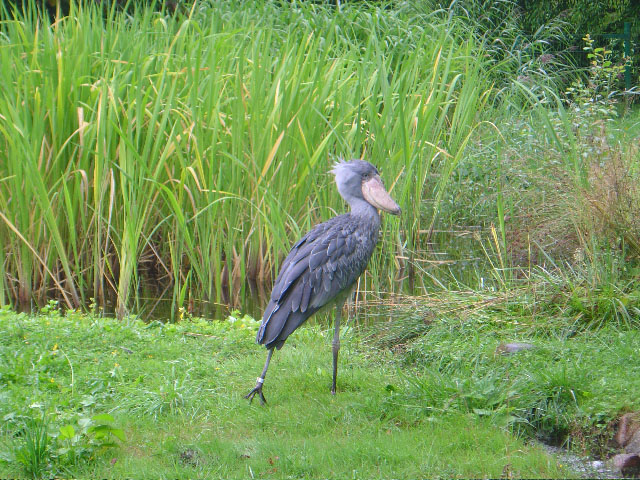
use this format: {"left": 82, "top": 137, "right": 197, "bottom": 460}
{"left": 0, "top": 1, "right": 492, "bottom": 317}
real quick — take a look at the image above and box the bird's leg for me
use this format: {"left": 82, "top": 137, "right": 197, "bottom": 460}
{"left": 245, "top": 348, "right": 273, "bottom": 405}
{"left": 331, "top": 301, "right": 345, "bottom": 395}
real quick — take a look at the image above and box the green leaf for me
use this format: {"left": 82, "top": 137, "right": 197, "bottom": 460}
{"left": 59, "top": 424, "right": 75, "bottom": 440}
{"left": 473, "top": 408, "right": 493, "bottom": 416}
{"left": 109, "top": 428, "right": 126, "bottom": 442}
{"left": 91, "top": 413, "right": 115, "bottom": 424}
{"left": 88, "top": 424, "right": 112, "bottom": 438}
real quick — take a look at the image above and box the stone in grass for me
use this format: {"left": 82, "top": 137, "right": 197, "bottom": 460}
{"left": 610, "top": 412, "right": 640, "bottom": 475}
{"left": 180, "top": 448, "right": 200, "bottom": 467}
{"left": 495, "top": 342, "right": 535, "bottom": 355}
{"left": 616, "top": 412, "right": 640, "bottom": 454}
{"left": 612, "top": 453, "right": 640, "bottom": 475}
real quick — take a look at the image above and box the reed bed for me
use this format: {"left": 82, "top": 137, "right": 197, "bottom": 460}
{"left": 0, "top": 1, "right": 492, "bottom": 317}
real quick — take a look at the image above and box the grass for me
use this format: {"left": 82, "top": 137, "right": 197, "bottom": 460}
{"left": 2, "top": 302, "right": 640, "bottom": 477}
{"left": 379, "top": 310, "right": 640, "bottom": 442}
{"left": 0, "top": 306, "right": 586, "bottom": 479}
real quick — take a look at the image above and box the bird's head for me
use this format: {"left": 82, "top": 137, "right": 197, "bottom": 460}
{"left": 331, "top": 159, "right": 401, "bottom": 215}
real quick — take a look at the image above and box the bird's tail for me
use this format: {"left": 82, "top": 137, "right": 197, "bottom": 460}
{"left": 257, "top": 297, "right": 314, "bottom": 350}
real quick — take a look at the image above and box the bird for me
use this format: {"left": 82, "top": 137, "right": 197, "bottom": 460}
{"left": 245, "top": 158, "right": 401, "bottom": 404}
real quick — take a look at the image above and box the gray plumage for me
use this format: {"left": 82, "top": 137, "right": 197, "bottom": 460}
{"left": 257, "top": 211, "right": 380, "bottom": 350}
{"left": 245, "top": 158, "right": 400, "bottom": 404}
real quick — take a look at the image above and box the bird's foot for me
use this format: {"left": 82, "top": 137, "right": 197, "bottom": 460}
{"left": 245, "top": 384, "right": 267, "bottom": 405}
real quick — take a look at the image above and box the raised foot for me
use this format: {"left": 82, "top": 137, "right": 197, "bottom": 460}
{"left": 245, "top": 385, "right": 267, "bottom": 405}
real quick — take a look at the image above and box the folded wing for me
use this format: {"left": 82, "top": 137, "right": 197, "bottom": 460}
{"left": 256, "top": 214, "right": 376, "bottom": 350}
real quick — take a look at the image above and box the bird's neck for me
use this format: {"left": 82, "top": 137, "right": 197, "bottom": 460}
{"left": 348, "top": 198, "right": 381, "bottom": 225}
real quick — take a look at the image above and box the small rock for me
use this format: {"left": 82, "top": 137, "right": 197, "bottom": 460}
{"left": 616, "top": 411, "right": 640, "bottom": 454}
{"left": 180, "top": 448, "right": 200, "bottom": 466}
{"left": 495, "top": 342, "right": 535, "bottom": 355}
{"left": 612, "top": 453, "right": 640, "bottom": 474}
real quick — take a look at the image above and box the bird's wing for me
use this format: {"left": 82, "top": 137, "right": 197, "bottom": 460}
{"left": 256, "top": 215, "right": 375, "bottom": 349}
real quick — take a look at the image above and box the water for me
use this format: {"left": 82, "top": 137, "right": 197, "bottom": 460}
{"left": 128, "top": 231, "right": 488, "bottom": 322}
{"left": 134, "top": 280, "right": 385, "bottom": 325}
{"left": 8, "top": 225, "right": 492, "bottom": 322}
{"left": 130, "top": 279, "right": 269, "bottom": 322}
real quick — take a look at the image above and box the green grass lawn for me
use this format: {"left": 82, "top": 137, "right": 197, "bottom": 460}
{"left": 0, "top": 306, "right": 582, "bottom": 479}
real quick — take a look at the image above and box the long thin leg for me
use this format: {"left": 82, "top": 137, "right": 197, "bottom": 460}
{"left": 331, "top": 301, "right": 345, "bottom": 395}
{"left": 245, "top": 348, "right": 274, "bottom": 405}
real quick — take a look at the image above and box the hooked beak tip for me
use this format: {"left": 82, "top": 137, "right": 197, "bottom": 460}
{"left": 384, "top": 204, "right": 401, "bottom": 216}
